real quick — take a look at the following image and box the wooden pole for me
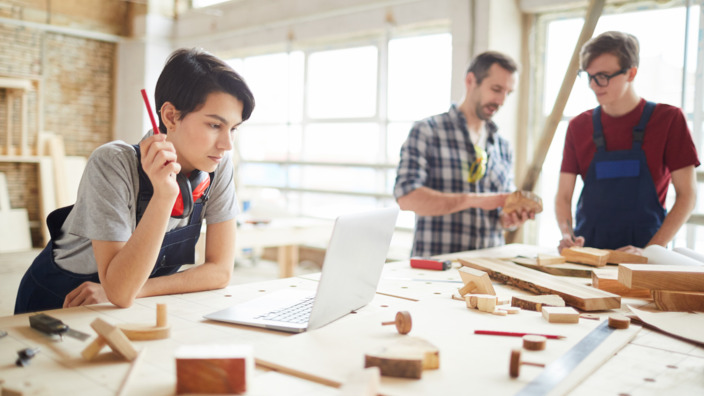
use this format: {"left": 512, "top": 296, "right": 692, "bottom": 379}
{"left": 519, "top": 0, "right": 605, "bottom": 191}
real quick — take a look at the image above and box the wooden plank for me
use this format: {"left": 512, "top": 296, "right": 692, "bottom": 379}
{"left": 459, "top": 257, "right": 620, "bottom": 311}
{"left": 651, "top": 290, "right": 704, "bottom": 312}
{"left": 511, "top": 257, "right": 594, "bottom": 278}
{"left": 519, "top": 0, "right": 605, "bottom": 191}
{"left": 537, "top": 254, "right": 566, "bottom": 265}
{"left": 511, "top": 294, "right": 565, "bottom": 312}
{"left": 591, "top": 269, "right": 650, "bottom": 299}
{"left": 605, "top": 249, "right": 648, "bottom": 264}
{"left": 561, "top": 247, "right": 609, "bottom": 267}
{"left": 618, "top": 264, "right": 704, "bottom": 292}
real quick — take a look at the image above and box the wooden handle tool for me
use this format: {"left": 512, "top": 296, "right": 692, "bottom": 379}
{"left": 382, "top": 311, "right": 412, "bottom": 335}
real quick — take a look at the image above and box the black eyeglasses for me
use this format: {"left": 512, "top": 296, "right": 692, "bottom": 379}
{"left": 580, "top": 68, "right": 628, "bottom": 87}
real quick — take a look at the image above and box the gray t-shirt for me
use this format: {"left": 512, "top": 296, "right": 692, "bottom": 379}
{"left": 53, "top": 139, "right": 238, "bottom": 274}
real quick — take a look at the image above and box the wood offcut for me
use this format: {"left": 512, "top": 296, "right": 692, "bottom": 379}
{"left": 618, "top": 264, "right": 704, "bottom": 291}
{"left": 459, "top": 257, "right": 620, "bottom": 311}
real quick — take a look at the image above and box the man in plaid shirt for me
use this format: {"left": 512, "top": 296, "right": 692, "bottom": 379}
{"left": 394, "top": 51, "right": 532, "bottom": 257}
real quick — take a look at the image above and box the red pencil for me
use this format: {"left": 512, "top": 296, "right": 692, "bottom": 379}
{"left": 141, "top": 89, "right": 160, "bottom": 134}
{"left": 474, "top": 330, "right": 565, "bottom": 339}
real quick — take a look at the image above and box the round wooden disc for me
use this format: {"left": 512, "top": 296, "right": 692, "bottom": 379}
{"left": 395, "top": 311, "right": 412, "bottom": 335}
{"left": 608, "top": 315, "right": 631, "bottom": 330}
{"left": 522, "top": 335, "right": 547, "bottom": 351}
{"left": 509, "top": 349, "right": 522, "bottom": 378}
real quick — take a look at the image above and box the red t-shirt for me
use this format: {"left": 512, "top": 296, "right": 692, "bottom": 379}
{"left": 561, "top": 99, "right": 700, "bottom": 207}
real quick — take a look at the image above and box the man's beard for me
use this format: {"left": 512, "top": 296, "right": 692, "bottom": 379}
{"left": 476, "top": 102, "right": 499, "bottom": 121}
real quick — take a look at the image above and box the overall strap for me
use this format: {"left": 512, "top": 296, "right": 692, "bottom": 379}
{"left": 632, "top": 101, "right": 656, "bottom": 148}
{"left": 591, "top": 106, "right": 605, "bottom": 151}
{"left": 133, "top": 145, "right": 152, "bottom": 225}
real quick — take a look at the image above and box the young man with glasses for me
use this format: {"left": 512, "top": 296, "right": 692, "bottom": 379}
{"left": 394, "top": 51, "right": 533, "bottom": 257}
{"left": 556, "top": 31, "right": 699, "bottom": 254}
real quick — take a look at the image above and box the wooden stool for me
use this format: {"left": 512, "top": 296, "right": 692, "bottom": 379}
{"left": 382, "top": 311, "right": 412, "bottom": 335}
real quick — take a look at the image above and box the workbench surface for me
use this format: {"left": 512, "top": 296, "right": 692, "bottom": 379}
{"left": 0, "top": 244, "right": 702, "bottom": 395}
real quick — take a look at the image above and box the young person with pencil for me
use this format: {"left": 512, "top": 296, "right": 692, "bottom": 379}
{"left": 15, "top": 48, "right": 254, "bottom": 314}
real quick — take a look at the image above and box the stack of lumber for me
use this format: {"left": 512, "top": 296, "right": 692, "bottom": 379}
{"left": 618, "top": 264, "right": 704, "bottom": 312}
{"left": 459, "top": 257, "right": 620, "bottom": 311}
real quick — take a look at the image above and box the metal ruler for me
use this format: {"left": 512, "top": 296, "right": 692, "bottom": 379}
{"left": 516, "top": 320, "right": 615, "bottom": 396}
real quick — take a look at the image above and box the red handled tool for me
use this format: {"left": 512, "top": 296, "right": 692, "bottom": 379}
{"left": 410, "top": 257, "right": 452, "bottom": 271}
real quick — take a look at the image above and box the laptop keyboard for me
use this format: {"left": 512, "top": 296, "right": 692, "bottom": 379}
{"left": 255, "top": 296, "right": 315, "bottom": 324}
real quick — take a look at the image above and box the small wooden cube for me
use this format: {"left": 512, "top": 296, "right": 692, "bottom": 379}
{"left": 541, "top": 306, "right": 579, "bottom": 324}
{"left": 175, "top": 344, "right": 254, "bottom": 395}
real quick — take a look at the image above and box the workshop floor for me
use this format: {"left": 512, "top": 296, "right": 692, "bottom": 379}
{"left": 0, "top": 249, "right": 320, "bottom": 317}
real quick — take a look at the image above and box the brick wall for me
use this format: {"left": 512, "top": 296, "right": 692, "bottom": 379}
{"left": 0, "top": 22, "right": 116, "bottom": 246}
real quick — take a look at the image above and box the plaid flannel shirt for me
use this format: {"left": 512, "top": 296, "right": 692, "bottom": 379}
{"left": 394, "top": 104, "right": 515, "bottom": 257}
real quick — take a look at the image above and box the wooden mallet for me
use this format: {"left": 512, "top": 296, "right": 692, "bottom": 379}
{"left": 381, "top": 311, "right": 412, "bottom": 335}
{"left": 509, "top": 349, "right": 545, "bottom": 378}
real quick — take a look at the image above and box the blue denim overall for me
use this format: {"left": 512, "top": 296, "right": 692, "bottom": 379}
{"left": 14, "top": 146, "right": 211, "bottom": 314}
{"left": 574, "top": 101, "right": 665, "bottom": 249}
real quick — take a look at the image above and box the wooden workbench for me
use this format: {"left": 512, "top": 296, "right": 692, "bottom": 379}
{"left": 0, "top": 244, "right": 702, "bottom": 395}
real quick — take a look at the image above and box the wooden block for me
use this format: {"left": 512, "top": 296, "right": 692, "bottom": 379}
{"left": 511, "top": 257, "right": 594, "bottom": 278}
{"left": 118, "top": 303, "right": 171, "bottom": 341}
{"left": 537, "top": 254, "right": 566, "bottom": 265}
{"left": 465, "top": 294, "right": 495, "bottom": 310}
{"left": 618, "top": 264, "right": 704, "bottom": 292}
{"left": 457, "top": 267, "right": 496, "bottom": 296}
{"left": 591, "top": 269, "right": 651, "bottom": 298}
{"left": 90, "top": 318, "right": 138, "bottom": 361}
{"left": 499, "top": 306, "right": 520, "bottom": 314}
{"left": 476, "top": 295, "right": 497, "bottom": 313}
{"left": 522, "top": 335, "right": 546, "bottom": 351}
{"left": 511, "top": 294, "right": 565, "bottom": 312}
{"left": 542, "top": 306, "right": 579, "bottom": 323}
{"left": 605, "top": 249, "right": 648, "bottom": 264}
{"left": 0, "top": 379, "right": 48, "bottom": 396}
{"left": 364, "top": 336, "right": 439, "bottom": 379}
{"left": 339, "top": 367, "right": 380, "bottom": 396}
{"left": 561, "top": 247, "right": 609, "bottom": 267}
{"left": 607, "top": 315, "right": 631, "bottom": 329}
{"left": 652, "top": 290, "right": 704, "bottom": 312}
{"left": 503, "top": 190, "right": 543, "bottom": 214}
{"left": 81, "top": 336, "right": 108, "bottom": 360}
{"left": 175, "top": 344, "right": 253, "bottom": 395}
{"left": 364, "top": 348, "right": 423, "bottom": 379}
{"left": 459, "top": 257, "right": 620, "bottom": 311}
{"left": 396, "top": 337, "right": 440, "bottom": 370}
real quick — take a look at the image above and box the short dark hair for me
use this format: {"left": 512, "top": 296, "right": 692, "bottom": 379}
{"left": 466, "top": 51, "right": 518, "bottom": 84}
{"left": 155, "top": 48, "right": 255, "bottom": 133}
{"left": 580, "top": 31, "right": 639, "bottom": 70}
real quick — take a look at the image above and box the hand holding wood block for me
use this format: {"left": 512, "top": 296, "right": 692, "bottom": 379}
{"left": 503, "top": 190, "right": 543, "bottom": 215}
{"left": 175, "top": 344, "right": 253, "bottom": 395}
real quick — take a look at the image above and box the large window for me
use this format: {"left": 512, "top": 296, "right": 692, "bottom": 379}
{"left": 533, "top": 1, "right": 703, "bottom": 249}
{"left": 230, "top": 33, "right": 452, "bottom": 226}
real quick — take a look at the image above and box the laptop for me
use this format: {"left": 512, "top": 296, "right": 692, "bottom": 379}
{"left": 204, "top": 207, "right": 399, "bottom": 333}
